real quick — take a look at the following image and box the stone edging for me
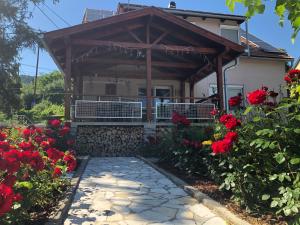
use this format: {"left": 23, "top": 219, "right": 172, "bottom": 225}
{"left": 137, "top": 156, "right": 251, "bottom": 225}
{"left": 45, "top": 155, "right": 90, "bottom": 225}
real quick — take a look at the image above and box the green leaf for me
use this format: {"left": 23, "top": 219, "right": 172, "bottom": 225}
{"left": 294, "top": 129, "right": 300, "bottom": 134}
{"left": 275, "top": 153, "right": 286, "bottom": 164}
{"left": 262, "top": 194, "right": 270, "bottom": 201}
{"left": 271, "top": 200, "right": 278, "bottom": 208}
{"left": 243, "top": 106, "right": 253, "bottom": 115}
{"left": 269, "top": 174, "right": 278, "bottom": 181}
{"left": 16, "top": 181, "right": 33, "bottom": 189}
{"left": 253, "top": 117, "right": 261, "bottom": 122}
{"left": 290, "top": 158, "right": 300, "bottom": 165}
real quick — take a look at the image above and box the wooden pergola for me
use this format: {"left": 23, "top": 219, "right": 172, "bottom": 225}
{"left": 43, "top": 7, "right": 244, "bottom": 121}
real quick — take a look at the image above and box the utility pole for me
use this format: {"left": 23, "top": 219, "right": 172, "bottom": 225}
{"left": 33, "top": 45, "right": 40, "bottom": 107}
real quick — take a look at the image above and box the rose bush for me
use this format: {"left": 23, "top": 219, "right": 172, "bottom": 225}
{"left": 206, "top": 69, "right": 300, "bottom": 222}
{"left": 0, "top": 119, "right": 76, "bottom": 224}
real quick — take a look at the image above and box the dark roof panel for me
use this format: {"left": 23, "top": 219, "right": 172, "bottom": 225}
{"left": 118, "top": 3, "right": 246, "bottom": 24}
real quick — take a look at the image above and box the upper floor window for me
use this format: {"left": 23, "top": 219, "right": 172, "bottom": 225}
{"left": 220, "top": 25, "right": 239, "bottom": 43}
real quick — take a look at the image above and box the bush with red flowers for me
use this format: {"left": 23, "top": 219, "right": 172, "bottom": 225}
{"left": 0, "top": 119, "right": 77, "bottom": 224}
{"left": 206, "top": 70, "right": 300, "bottom": 222}
{"left": 228, "top": 95, "right": 242, "bottom": 108}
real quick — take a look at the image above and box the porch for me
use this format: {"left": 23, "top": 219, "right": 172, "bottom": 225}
{"left": 43, "top": 6, "right": 244, "bottom": 123}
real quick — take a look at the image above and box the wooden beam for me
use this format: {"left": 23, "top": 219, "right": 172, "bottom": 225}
{"left": 146, "top": 16, "right": 152, "bottom": 122}
{"left": 190, "top": 63, "right": 212, "bottom": 82}
{"left": 126, "top": 28, "right": 143, "bottom": 43}
{"left": 189, "top": 80, "right": 195, "bottom": 103}
{"left": 152, "top": 31, "right": 169, "bottom": 45}
{"left": 64, "top": 42, "right": 72, "bottom": 120}
{"left": 216, "top": 54, "right": 224, "bottom": 110}
{"left": 180, "top": 80, "right": 186, "bottom": 102}
{"left": 80, "top": 58, "right": 199, "bottom": 69}
{"left": 72, "top": 39, "right": 218, "bottom": 54}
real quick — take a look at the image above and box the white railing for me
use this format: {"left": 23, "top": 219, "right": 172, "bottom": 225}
{"left": 75, "top": 100, "right": 143, "bottom": 119}
{"left": 155, "top": 102, "right": 215, "bottom": 120}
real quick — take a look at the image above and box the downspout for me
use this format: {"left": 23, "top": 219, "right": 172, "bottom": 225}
{"left": 245, "top": 19, "right": 250, "bottom": 57}
{"left": 224, "top": 59, "right": 238, "bottom": 111}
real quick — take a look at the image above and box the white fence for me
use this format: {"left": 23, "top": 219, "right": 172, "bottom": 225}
{"left": 75, "top": 100, "right": 143, "bottom": 119}
{"left": 155, "top": 102, "right": 215, "bottom": 120}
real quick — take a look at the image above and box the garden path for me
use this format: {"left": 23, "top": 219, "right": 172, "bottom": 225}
{"left": 64, "top": 157, "right": 226, "bottom": 225}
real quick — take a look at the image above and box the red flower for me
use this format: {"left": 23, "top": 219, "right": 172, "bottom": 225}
{"left": 224, "top": 131, "right": 238, "bottom": 142}
{"left": 59, "top": 126, "right": 70, "bottom": 136}
{"left": 228, "top": 96, "right": 242, "bottom": 107}
{"left": 47, "top": 138, "right": 56, "bottom": 146}
{"left": 0, "top": 141, "right": 10, "bottom": 151}
{"left": 284, "top": 75, "right": 292, "bottom": 83}
{"left": 13, "top": 193, "right": 23, "bottom": 202}
{"left": 211, "top": 139, "right": 232, "bottom": 154}
{"left": 210, "top": 109, "right": 218, "bottom": 116}
{"left": 0, "top": 132, "right": 7, "bottom": 141}
{"left": 64, "top": 122, "right": 71, "bottom": 128}
{"left": 40, "top": 141, "right": 50, "bottom": 150}
{"left": 22, "top": 128, "right": 35, "bottom": 138}
{"left": 47, "top": 148, "right": 64, "bottom": 163}
{"left": 0, "top": 183, "right": 15, "bottom": 217}
{"left": 48, "top": 119, "right": 61, "bottom": 128}
{"left": 247, "top": 89, "right": 267, "bottom": 105}
{"left": 53, "top": 167, "right": 62, "bottom": 178}
{"left": 219, "top": 114, "right": 234, "bottom": 124}
{"left": 224, "top": 117, "right": 241, "bottom": 130}
{"left": 172, "top": 112, "right": 191, "bottom": 126}
{"left": 34, "top": 135, "right": 43, "bottom": 144}
{"left": 28, "top": 151, "right": 45, "bottom": 171}
{"left": 63, "top": 154, "right": 77, "bottom": 172}
{"left": 18, "top": 141, "right": 34, "bottom": 151}
{"left": 3, "top": 175, "right": 17, "bottom": 187}
{"left": 45, "top": 129, "right": 54, "bottom": 136}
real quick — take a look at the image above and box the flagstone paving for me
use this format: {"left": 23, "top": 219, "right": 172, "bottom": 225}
{"left": 64, "top": 157, "right": 227, "bottom": 225}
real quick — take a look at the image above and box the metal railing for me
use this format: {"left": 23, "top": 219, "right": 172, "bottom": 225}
{"left": 74, "top": 100, "right": 143, "bottom": 119}
{"left": 155, "top": 102, "right": 215, "bottom": 120}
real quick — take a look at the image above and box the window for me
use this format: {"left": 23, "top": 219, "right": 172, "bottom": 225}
{"left": 209, "top": 84, "right": 244, "bottom": 110}
{"left": 220, "top": 25, "right": 239, "bottom": 43}
{"left": 105, "top": 83, "right": 117, "bottom": 95}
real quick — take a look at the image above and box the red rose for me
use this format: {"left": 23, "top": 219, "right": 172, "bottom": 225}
{"left": 247, "top": 89, "right": 267, "bottom": 105}
{"left": 29, "top": 151, "right": 45, "bottom": 171}
{"left": 48, "top": 119, "right": 61, "bottom": 128}
{"left": 172, "top": 112, "right": 191, "bottom": 126}
{"left": 3, "top": 175, "right": 17, "bottom": 187}
{"left": 59, "top": 126, "right": 70, "bottom": 136}
{"left": 35, "top": 127, "right": 43, "bottom": 134}
{"left": 224, "top": 131, "right": 238, "bottom": 142}
{"left": 210, "top": 109, "right": 218, "bottom": 116}
{"left": 0, "top": 132, "right": 7, "bottom": 141}
{"left": 219, "top": 114, "right": 234, "bottom": 124}
{"left": 22, "top": 128, "right": 35, "bottom": 138}
{"left": 13, "top": 193, "right": 23, "bottom": 202}
{"left": 228, "top": 96, "right": 242, "bottom": 107}
{"left": 224, "top": 117, "right": 241, "bottom": 130}
{"left": 47, "top": 138, "right": 56, "bottom": 146}
{"left": 63, "top": 154, "right": 77, "bottom": 172}
{"left": 52, "top": 167, "right": 62, "bottom": 178}
{"left": 45, "top": 129, "right": 54, "bottom": 136}
{"left": 47, "top": 148, "right": 64, "bottom": 163}
{"left": 0, "top": 183, "right": 15, "bottom": 217}
{"left": 18, "top": 141, "right": 34, "bottom": 151}
{"left": 34, "top": 136, "right": 43, "bottom": 144}
{"left": 211, "top": 139, "right": 232, "bottom": 154}
{"left": 64, "top": 122, "right": 71, "bottom": 128}
{"left": 0, "top": 141, "right": 10, "bottom": 151}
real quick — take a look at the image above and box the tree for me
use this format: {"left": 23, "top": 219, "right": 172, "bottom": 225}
{"left": 226, "top": 0, "right": 300, "bottom": 41}
{"left": 0, "top": 0, "right": 58, "bottom": 116}
{"left": 21, "top": 71, "right": 64, "bottom": 109}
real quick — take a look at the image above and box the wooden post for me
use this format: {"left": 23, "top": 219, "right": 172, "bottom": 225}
{"left": 216, "top": 54, "right": 224, "bottom": 110}
{"left": 78, "top": 75, "right": 83, "bottom": 100}
{"left": 180, "top": 80, "right": 185, "bottom": 102}
{"left": 64, "top": 42, "right": 72, "bottom": 120}
{"left": 146, "top": 17, "right": 152, "bottom": 122}
{"left": 189, "top": 80, "right": 194, "bottom": 103}
{"left": 146, "top": 48, "right": 152, "bottom": 122}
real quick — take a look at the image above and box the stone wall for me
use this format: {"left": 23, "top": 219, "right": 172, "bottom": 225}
{"left": 76, "top": 126, "right": 144, "bottom": 156}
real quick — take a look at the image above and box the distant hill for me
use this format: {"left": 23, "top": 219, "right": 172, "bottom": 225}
{"left": 20, "top": 75, "right": 34, "bottom": 84}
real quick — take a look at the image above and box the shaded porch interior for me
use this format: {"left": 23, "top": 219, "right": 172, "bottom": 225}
{"left": 43, "top": 7, "right": 244, "bottom": 122}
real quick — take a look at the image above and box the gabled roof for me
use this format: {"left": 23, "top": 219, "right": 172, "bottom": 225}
{"left": 117, "top": 3, "right": 246, "bottom": 24}
{"left": 240, "top": 29, "right": 293, "bottom": 60}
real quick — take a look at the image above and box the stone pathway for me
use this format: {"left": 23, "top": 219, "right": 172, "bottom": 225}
{"left": 64, "top": 158, "right": 227, "bottom": 225}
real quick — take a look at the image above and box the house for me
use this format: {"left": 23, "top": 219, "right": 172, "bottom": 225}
{"left": 295, "top": 57, "right": 300, "bottom": 70}
{"left": 43, "top": 2, "right": 292, "bottom": 122}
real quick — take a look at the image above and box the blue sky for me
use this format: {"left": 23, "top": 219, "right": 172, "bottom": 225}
{"left": 20, "top": 0, "right": 300, "bottom": 76}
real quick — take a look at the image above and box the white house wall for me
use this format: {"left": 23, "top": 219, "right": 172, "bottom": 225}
{"left": 195, "top": 57, "right": 287, "bottom": 99}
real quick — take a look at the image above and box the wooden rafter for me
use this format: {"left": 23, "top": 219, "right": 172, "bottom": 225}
{"left": 78, "top": 58, "right": 198, "bottom": 69}
{"left": 71, "top": 39, "right": 218, "bottom": 54}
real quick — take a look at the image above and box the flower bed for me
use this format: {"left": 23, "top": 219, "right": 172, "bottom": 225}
{"left": 149, "top": 70, "right": 300, "bottom": 224}
{"left": 0, "top": 119, "right": 77, "bottom": 225}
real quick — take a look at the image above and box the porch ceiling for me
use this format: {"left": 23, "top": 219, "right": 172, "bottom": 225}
{"left": 43, "top": 6, "right": 245, "bottom": 82}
